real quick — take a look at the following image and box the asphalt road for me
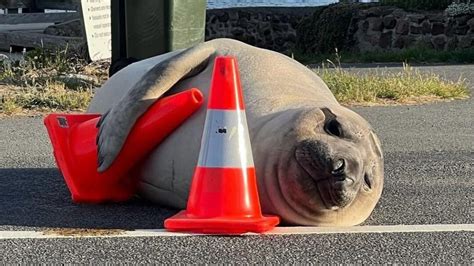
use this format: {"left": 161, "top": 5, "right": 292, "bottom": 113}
{"left": 0, "top": 65, "right": 472, "bottom": 263}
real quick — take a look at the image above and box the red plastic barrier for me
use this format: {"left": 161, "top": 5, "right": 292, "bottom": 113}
{"left": 44, "top": 89, "right": 204, "bottom": 203}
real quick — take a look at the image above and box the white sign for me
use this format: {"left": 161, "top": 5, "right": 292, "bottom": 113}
{"left": 81, "top": 0, "right": 112, "bottom": 61}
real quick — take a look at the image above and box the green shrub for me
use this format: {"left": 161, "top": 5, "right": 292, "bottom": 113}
{"left": 379, "top": 0, "right": 469, "bottom": 11}
{"left": 296, "top": 3, "right": 361, "bottom": 53}
{"left": 445, "top": 2, "right": 474, "bottom": 16}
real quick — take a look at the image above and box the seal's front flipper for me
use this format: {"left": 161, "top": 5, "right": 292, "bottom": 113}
{"left": 96, "top": 43, "right": 216, "bottom": 172}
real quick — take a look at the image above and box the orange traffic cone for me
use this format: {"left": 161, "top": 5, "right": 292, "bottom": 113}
{"left": 44, "top": 89, "right": 204, "bottom": 203}
{"left": 164, "top": 56, "right": 280, "bottom": 234}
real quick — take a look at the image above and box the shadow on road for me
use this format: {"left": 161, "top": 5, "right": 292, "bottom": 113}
{"left": 0, "top": 168, "right": 175, "bottom": 229}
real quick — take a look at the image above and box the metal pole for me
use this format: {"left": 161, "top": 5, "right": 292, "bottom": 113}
{"left": 109, "top": 0, "right": 206, "bottom": 76}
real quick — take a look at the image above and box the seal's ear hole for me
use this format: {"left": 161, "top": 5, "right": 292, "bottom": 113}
{"left": 363, "top": 173, "right": 373, "bottom": 192}
{"left": 325, "top": 119, "right": 343, "bottom": 137}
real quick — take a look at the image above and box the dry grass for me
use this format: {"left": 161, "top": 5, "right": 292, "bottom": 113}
{"left": 0, "top": 48, "right": 109, "bottom": 115}
{"left": 316, "top": 63, "right": 469, "bottom": 106}
{"left": 1, "top": 84, "right": 94, "bottom": 115}
{"left": 1, "top": 48, "right": 470, "bottom": 115}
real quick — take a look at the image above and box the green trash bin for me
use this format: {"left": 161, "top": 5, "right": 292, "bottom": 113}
{"left": 110, "top": 0, "right": 206, "bottom": 75}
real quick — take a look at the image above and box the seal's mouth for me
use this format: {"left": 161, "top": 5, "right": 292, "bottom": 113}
{"left": 294, "top": 142, "right": 359, "bottom": 210}
{"left": 316, "top": 181, "right": 341, "bottom": 210}
{"left": 297, "top": 159, "right": 352, "bottom": 210}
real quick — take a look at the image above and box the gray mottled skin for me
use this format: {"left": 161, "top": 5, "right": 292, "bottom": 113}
{"left": 88, "top": 39, "right": 384, "bottom": 226}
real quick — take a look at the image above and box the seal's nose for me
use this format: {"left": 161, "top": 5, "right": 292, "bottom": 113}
{"left": 330, "top": 158, "right": 354, "bottom": 186}
{"left": 331, "top": 159, "right": 346, "bottom": 178}
{"left": 327, "top": 157, "right": 359, "bottom": 207}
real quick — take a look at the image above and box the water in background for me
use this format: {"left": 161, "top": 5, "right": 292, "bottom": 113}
{"left": 207, "top": 0, "right": 339, "bottom": 9}
{"left": 0, "top": 1, "right": 343, "bottom": 14}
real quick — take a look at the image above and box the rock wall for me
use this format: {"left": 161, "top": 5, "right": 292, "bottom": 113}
{"left": 205, "top": 6, "right": 474, "bottom": 53}
{"left": 353, "top": 6, "right": 474, "bottom": 52}
{"left": 205, "top": 7, "right": 319, "bottom": 52}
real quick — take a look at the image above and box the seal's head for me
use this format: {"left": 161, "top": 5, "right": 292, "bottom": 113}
{"left": 254, "top": 105, "right": 384, "bottom": 226}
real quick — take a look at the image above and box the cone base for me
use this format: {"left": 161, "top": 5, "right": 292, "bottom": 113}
{"left": 164, "top": 210, "right": 280, "bottom": 234}
{"left": 44, "top": 114, "right": 136, "bottom": 203}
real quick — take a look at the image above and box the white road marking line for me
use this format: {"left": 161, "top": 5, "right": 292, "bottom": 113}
{"left": 0, "top": 224, "right": 472, "bottom": 240}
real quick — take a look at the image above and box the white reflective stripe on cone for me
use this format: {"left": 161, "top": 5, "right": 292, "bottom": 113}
{"left": 197, "top": 109, "right": 254, "bottom": 168}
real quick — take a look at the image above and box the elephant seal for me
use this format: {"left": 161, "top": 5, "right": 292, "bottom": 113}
{"left": 88, "top": 38, "right": 384, "bottom": 226}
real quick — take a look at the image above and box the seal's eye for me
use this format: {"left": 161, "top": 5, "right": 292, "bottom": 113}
{"left": 325, "top": 119, "right": 343, "bottom": 137}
